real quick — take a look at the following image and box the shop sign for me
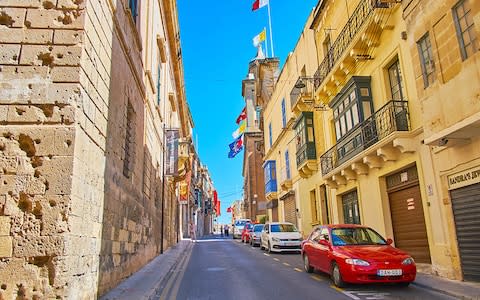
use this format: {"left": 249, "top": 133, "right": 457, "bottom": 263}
{"left": 448, "top": 166, "right": 480, "bottom": 190}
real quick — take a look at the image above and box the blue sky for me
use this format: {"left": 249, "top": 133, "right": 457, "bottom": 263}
{"left": 177, "top": 0, "right": 318, "bottom": 224}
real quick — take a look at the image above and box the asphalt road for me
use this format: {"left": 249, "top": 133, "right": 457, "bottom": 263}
{"left": 158, "top": 235, "right": 456, "bottom": 300}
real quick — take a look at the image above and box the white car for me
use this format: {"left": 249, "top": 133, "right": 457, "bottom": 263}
{"left": 260, "top": 222, "right": 302, "bottom": 253}
{"left": 233, "top": 218, "right": 251, "bottom": 239}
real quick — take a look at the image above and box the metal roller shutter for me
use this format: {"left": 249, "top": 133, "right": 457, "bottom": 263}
{"left": 451, "top": 183, "right": 480, "bottom": 282}
{"left": 284, "top": 196, "right": 297, "bottom": 226}
{"left": 388, "top": 185, "right": 431, "bottom": 263}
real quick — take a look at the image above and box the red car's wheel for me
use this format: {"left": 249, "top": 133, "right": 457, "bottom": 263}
{"left": 303, "top": 254, "right": 313, "bottom": 273}
{"left": 331, "top": 262, "right": 345, "bottom": 288}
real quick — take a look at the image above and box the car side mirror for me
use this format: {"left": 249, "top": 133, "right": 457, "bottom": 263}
{"left": 319, "top": 239, "right": 330, "bottom": 247}
{"left": 386, "top": 238, "right": 393, "bottom": 245}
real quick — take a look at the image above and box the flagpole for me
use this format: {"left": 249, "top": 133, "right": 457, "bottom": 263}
{"left": 267, "top": 1, "right": 274, "bottom": 57}
{"left": 264, "top": 27, "right": 269, "bottom": 58}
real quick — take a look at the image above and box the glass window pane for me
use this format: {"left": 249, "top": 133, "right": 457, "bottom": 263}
{"left": 307, "top": 127, "right": 314, "bottom": 142}
{"left": 335, "top": 121, "right": 341, "bottom": 139}
{"left": 352, "top": 103, "right": 359, "bottom": 125}
{"left": 340, "top": 115, "right": 346, "bottom": 135}
{"left": 363, "top": 101, "right": 372, "bottom": 119}
{"left": 346, "top": 109, "right": 353, "bottom": 131}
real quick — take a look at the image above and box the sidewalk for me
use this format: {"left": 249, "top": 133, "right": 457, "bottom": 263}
{"left": 100, "top": 235, "right": 480, "bottom": 300}
{"left": 99, "top": 239, "right": 193, "bottom": 300}
{"left": 413, "top": 272, "right": 480, "bottom": 300}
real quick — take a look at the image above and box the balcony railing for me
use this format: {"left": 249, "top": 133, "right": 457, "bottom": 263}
{"left": 290, "top": 76, "right": 315, "bottom": 109}
{"left": 320, "top": 100, "right": 410, "bottom": 175}
{"left": 279, "top": 166, "right": 291, "bottom": 184}
{"left": 314, "top": 0, "right": 390, "bottom": 90}
{"left": 296, "top": 141, "right": 317, "bottom": 167}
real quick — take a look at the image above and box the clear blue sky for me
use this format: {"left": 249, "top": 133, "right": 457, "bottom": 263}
{"left": 177, "top": 0, "right": 318, "bottom": 224}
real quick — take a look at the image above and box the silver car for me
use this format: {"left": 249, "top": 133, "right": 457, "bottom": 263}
{"left": 249, "top": 224, "right": 264, "bottom": 246}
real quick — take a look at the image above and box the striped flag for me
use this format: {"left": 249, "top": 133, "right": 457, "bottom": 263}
{"left": 252, "top": 0, "right": 268, "bottom": 11}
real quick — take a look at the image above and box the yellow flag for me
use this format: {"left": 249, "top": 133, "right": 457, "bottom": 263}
{"left": 253, "top": 28, "right": 266, "bottom": 47}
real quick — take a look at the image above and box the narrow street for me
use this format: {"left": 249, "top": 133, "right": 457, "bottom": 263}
{"left": 157, "top": 236, "right": 456, "bottom": 300}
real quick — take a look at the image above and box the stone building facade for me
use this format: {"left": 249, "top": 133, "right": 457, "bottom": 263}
{"left": 241, "top": 54, "right": 278, "bottom": 222}
{"left": 0, "top": 0, "right": 191, "bottom": 298}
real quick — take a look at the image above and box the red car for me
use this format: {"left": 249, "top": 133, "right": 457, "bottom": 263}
{"left": 241, "top": 222, "right": 254, "bottom": 243}
{"left": 302, "top": 224, "right": 416, "bottom": 287}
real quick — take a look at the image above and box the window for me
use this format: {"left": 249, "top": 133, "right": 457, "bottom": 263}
{"left": 342, "top": 190, "right": 361, "bottom": 224}
{"left": 294, "top": 112, "right": 316, "bottom": 166}
{"left": 268, "top": 122, "right": 273, "bottom": 147}
{"left": 334, "top": 89, "right": 361, "bottom": 140}
{"left": 453, "top": 0, "right": 478, "bottom": 60}
{"left": 310, "top": 189, "right": 318, "bottom": 223}
{"left": 417, "top": 33, "right": 436, "bottom": 88}
{"left": 281, "top": 98, "right": 287, "bottom": 128}
{"left": 319, "top": 184, "right": 330, "bottom": 224}
{"left": 285, "top": 150, "right": 290, "bottom": 179}
{"left": 129, "top": 0, "right": 138, "bottom": 22}
{"left": 264, "top": 160, "right": 277, "bottom": 194}
{"left": 156, "top": 63, "right": 162, "bottom": 105}
{"left": 123, "top": 102, "right": 136, "bottom": 178}
{"left": 388, "top": 59, "right": 406, "bottom": 100}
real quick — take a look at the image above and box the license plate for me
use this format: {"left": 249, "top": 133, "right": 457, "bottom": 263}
{"left": 377, "top": 269, "right": 402, "bottom": 276}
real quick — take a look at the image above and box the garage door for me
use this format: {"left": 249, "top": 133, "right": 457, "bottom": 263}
{"left": 388, "top": 184, "right": 431, "bottom": 263}
{"left": 451, "top": 183, "right": 480, "bottom": 281}
{"left": 284, "top": 196, "right": 297, "bottom": 226}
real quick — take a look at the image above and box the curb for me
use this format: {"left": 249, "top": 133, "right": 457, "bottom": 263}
{"left": 100, "top": 240, "right": 192, "bottom": 300}
{"left": 412, "top": 281, "right": 473, "bottom": 300}
{"left": 148, "top": 241, "right": 193, "bottom": 300}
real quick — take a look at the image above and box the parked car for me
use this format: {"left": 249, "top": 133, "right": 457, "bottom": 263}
{"left": 233, "top": 218, "right": 251, "bottom": 239}
{"left": 260, "top": 222, "right": 302, "bottom": 253}
{"left": 241, "top": 222, "right": 254, "bottom": 243}
{"left": 301, "top": 224, "right": 416, "bottom": 288}
{"left": 249, "top": 224, "right": 264, "bottom": 247}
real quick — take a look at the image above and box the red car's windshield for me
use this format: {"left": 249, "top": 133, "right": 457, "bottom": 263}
{"left": 331, "top": 227, "right": 387, "bottom": 246}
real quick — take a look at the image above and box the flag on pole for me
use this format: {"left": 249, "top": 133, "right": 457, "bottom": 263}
{"left": 226, "top": 206, "right": 232, "bottom": 213}
{"left": 253, "top": 28, "right": 266, "bottom": 47}
{"left": 236, "top": 107, "right": 247, "bottom": 124}
{"left": 232, "top": 120, "right": 246, "bottom": 139}
{"left": 252, "top": 0, "right": 268, "bottom": 11}
{"left": 228, "top": 135, "right": 243, "bottom": 158}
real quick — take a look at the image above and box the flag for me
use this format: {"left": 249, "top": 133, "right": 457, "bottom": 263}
{"left": 228, "top": 134, "right": 243, "bottom": 158}
{"left": 236, "top": 107, "right": 247, "bottom": 124}
{"left": 226, "top": 206, "right": 232, "bottom": 213}
{"left": 232, "top": 120, "right": 246, "bottom": 139}
{"left": 252, "top": 0, "right": 268, "bottom": 11}
{"left": 253, "top": 28, "right": 266, "bottom": 47}
{"left": 215, "top": 200, "right": 221, "bottom": 216}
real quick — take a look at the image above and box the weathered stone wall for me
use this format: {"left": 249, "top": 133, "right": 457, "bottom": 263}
{"left": 0, "top": 0, "right": 89, "bottom": 298}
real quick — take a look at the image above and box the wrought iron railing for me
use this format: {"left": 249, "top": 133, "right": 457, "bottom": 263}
{"left": 320, "top": 100, "right": 410, "bottom": 175}
{"left": 290, "top": 76, "right": 315, "bottom": 109}
{"left": 314, "top": 1, "right": 390, "bottom": 90}
{"left": 279, "top": 166, "right": 291, "bottom": 184}
{"left": 296, "top": 141, "right": 317, "bottom": 167}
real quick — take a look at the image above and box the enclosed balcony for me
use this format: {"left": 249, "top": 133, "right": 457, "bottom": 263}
{"left": 290, "top": 76, "right": 316, "bottom": 115}
{"left": 320, "top": 100, "right": 412, "bottom": 183}
{"left": 294, "top": 112, "right": 317, "bottom": 178}
{"left": 264, "top": 160, "right": 278, "bottom": 201}
{"left": 313, "top": 1, "right": 399, "bottom": 102}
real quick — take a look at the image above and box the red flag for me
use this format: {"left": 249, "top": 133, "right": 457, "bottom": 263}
{"left": 226, "top": 206, "right": 232, "bottom": 213}
{"left": 216, "top": 200, "right": 221, "bottom": 216}
{"left": 252, "top": 0, "right": 268, "bottom": 11}
{"left": 236, "top": 107, "right": 246, "bottom": 124}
